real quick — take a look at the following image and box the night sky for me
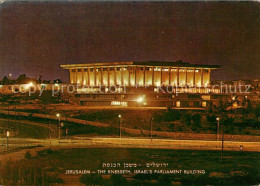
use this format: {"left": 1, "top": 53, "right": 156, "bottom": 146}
{"left": 0, "top": 1, "right": 259, "bottom": 82}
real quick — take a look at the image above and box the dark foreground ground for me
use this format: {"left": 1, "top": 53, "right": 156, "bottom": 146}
{"left": 0, "top": 148, "right": 259, "bottom": 185}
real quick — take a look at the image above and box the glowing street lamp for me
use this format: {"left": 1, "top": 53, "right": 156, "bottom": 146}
{"left": 46, "top": 116, "right": 51, "bottom": 141}
{"left": 118, "top": 115, "right": 122, "bottom": 139}
{"left": 150, "top": 118, "right": 154, "bottom": 141}
{"left": 6, "top": 130, "right": 10, "bottom": 150}
{"left": 216, "top": 117, "right": 220, "bottom": 140}
{"left": 56, "top": 113, "right": 61, "bottom": 139}
{"left": 137, "top": 95, "right": 145, "bottom": 104}
{"left": 137, "top": 97, "right": 144, "bottom": 103}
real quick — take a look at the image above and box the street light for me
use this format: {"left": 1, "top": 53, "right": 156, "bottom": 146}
{"left": 47, "top": 116, "right": 51, "bottom": 140}
{"left": 150, "top": 118, "right": 154, "bottom": 141}
{"left": 65, "top": 127, "right": 68, "bottom": 139}
{"left": 137, "top": 97, "right": 144, "bottom": 103}
{"left": 221, "top": 125, "right": 225, "bottom": 161}
{"left": 118, "top": 115, "right": 122, "bottom": 139}
{"left": 56, "top": 113, "right": 61, "bottom": 139}
{"left": 216, "top": 117, "right": 220, "bottom": 141}
{"left": 6, "top": 130, "right": 10, "bottom": 150}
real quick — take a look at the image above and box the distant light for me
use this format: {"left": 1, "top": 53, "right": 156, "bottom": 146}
{"left": 216, "top": 117, "right": 219, "bottom": 121}
{"left": 8, "top": 73, "right": 12, "bottom": 77}
{"left": 56, "top": 113, "right": 60, "bottom": 117}
{"left": 28, "top": 82, "right": 33, "bottom": 86}
{"left": 0, "top": 85, "right": 2, "bottom": 88}
{"left": 25, "top": 82, "right": 34, "bottom": 89}
{"left": 55, "top": 84, "right": 59, "bottom": 86}
{"left": 137, "top": 96, "right": 144, "bottom": 103}
{"left": 6, "top": 131, "right": 10, "bottom": 137}
{"left": 118, "top": 114, "right": 121, "bottom": 118}
{"left": 232, "top": 96, "right": 236, "bottom": 100}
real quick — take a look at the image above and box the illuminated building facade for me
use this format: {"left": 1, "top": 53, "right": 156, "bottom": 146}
{"left": 61, "top": 61, "right": 219, "bottom": 87}
{"left": 60, "top": 61, "right": 221, "bottom": 108}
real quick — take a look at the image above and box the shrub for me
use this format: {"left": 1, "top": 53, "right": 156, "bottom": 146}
{"left": 79, "top": 174, "right": 103, "bottom": 185}
{"left": 110, "top": 174, "right": 127, "bottom": 185}
{"left": 25, "top": 151, "right": 32, "bottom": 159}
{"left": 157, "top": 174, "right": 172, "bottom": 185}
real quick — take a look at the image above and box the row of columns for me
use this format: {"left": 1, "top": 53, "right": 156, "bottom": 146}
{"left": 70, "top": 66, "right": 211, "bottom": 87}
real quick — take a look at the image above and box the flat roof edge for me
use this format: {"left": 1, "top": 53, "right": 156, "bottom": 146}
{"left": 60, "top": 62, "right": 221, "bottom": 69}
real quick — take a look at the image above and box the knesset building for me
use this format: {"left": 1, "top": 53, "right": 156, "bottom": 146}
{"left": 61, "top": 61, "right": 220, "bottom": 108}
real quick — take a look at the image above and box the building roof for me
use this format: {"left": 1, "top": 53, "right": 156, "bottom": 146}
{"left": 60, "top": 60, "right": 220, "bottom": 69}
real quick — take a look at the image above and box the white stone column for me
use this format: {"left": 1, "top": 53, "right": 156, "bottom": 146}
{"left": 160, "top": 67, "right": 163, "bottom": 85}
{"left": 152, "top": 67, "right": 154, "bottom": 86}
{"left": 114, "top": 66, "right": 117, "bottom": 85}
{"left": 134, "top": 66, "right": 137, "bottom": 86}
{"left": 87, "top": 68, "right": 90, "bottom": 86}
{"left": 185, "top": 68, "right": 188, "bottom": 86}
{"left": 75, "top": 68, "right": 78, "bottom": 84}
{"left": 128, "top": 66, "right": 131, "bottom": 86}
{"left": 169, "top": 67, "right": 171, "bottom": 85}
{"left": 94, "top": 67, "right": 97, "bottom": 86}
{"left": 201, "top": 69, "right": 204, "bottom": 87}
{"left": 121, "top": 66, "right": 124, "bottom": 85}
{"left": 81, "top": 68, "right": 84, "bottom": 85}
{"left": 193, "top": 68, "right": 196, "bottom": 87}
{"left": 143, "top": 66, "right": 145, "bottom": 86}
{"left": 177, "top": 68, "right": 180, "bottom": 87}
{"left": 208, "top": 69, "right": 211, "bottom": 86}
{"left": 108, "top": 67, "right": 110, "bottom": 86}
{"left": 101, "top": 67, "right": 103, "bottom": 86}
{"left": 69, "top": 69, "right": 73, "bottom": 84}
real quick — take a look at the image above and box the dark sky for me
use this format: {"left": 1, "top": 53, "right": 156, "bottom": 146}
{"left": 0, "top": 1, "right": 259, "bottom": 82}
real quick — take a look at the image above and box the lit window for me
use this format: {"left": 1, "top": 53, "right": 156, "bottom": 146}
{"left": 176, "top": 101, "right": 180, "bottom": 107}
{"left": 202, "top": 101, "right": 207, "bottom": 107}
{"left": 202, "top": 95, "right": 210, "bottom": 100}
{"left": 111, "top": 101, "right": 128, "bottom": 106}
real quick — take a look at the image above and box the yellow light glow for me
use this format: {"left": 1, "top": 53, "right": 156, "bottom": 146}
{"left": 25, "top": 82, "right": 34, "bottom": 89}
{"left": 137, "top": 96, "right": 144, "bottom": 103}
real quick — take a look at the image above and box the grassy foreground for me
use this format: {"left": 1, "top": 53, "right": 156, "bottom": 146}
{"left": 1, "top": 148, "right": 259, "bottom": 185}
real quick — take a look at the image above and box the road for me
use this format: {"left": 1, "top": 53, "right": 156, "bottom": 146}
{"left": 1, "top": 137, "right": 259, "bottom": 152}
{"left": 0, "top": 118, "right": 56, "bottom": 139}
{"left": 0, "top": 118, "right": 259, "bottom": 154}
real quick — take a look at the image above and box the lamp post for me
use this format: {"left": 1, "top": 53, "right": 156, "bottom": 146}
{"left": 221, "top": 126, "right": 225, "bottom": 161}
{"left": 65, "top": 127, "right": 68, "bottom": 139}
{"left": 47, "top": 116, "right": 51, "bottom": 140}
{"left": 6, "top": 130, "right": 10, "bottom": 150}
{"left": 61, "top": 122, "right": 64, "bottom": 138}
{"left": 7, "top": 104, "right": 9, "bottom": 124}
{"left": 150, "top": 118, "right": 154, "bottom": 141}
{"left": 216, "top": 117, "right": 220, "bottom": 141}
{"left": 118, "top": 114, "right": 122, "bottom": 139}
{"left": 56, "top": 113, "right": 61, "bottom": 139}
